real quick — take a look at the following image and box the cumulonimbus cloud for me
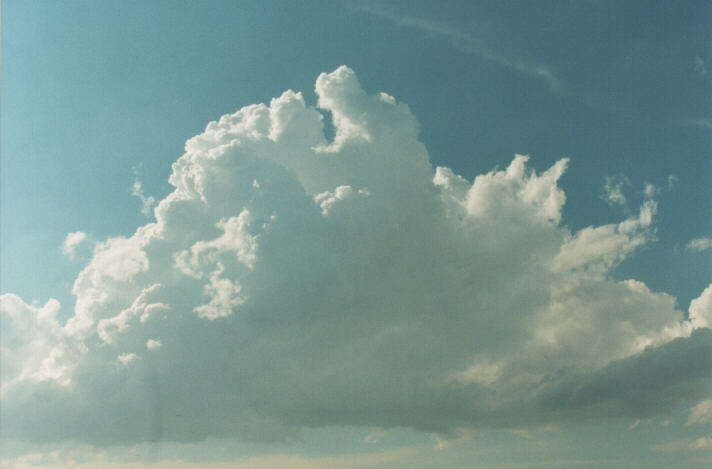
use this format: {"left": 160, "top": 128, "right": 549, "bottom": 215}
{"left": 1, "top": 66, "right": 710, "bottom": 445}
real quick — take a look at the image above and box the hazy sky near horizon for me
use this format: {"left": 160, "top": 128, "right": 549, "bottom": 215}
{"left": 1, "top": 1, "right": 711, "bottom": 468}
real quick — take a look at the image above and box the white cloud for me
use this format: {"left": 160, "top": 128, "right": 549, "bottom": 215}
{"left": 667, "top": 175, "right": 678, "bottom": 190}
{"left": 146, "top": 339, "right": 162, "bottom": 350}
{"left": 174, "top": 209, "right": 258, "bottom": 278}
{"left": 601, "top": 175, "right": 629, "bottom": 208}
{"left": 688, "top": 119, "right": 712, "bottom": 130}
{"left": 643, "top": 183, "right": 658, "bottom": 198}
{"left": 97, "top": 284, "right": 169, "bottom": 344}
{"left": 352, "top": 4, "right": 559, "bottom": 92}
{"left": 690, "top": 436, "right": 712, "bottom": 450}
{"left": 687, "top": 399, "right": 712, "bottom": 426}
{"left": 314, "top": 185, "right": 371, "bottom": 215}
{"left": 131, "top": 179, "right": 156, "bottom": 217}
{"left": 552, "top": 200, "right": 655, "bottom": 275}
{"left": 687, "top": 237, "right": 712, "bottom": 252}
{"left": 117, "top": 353, "right": 138, "bottom": 366}
{"left": 695, "top": 57, "right": 707, "bottom": 76}
{"left": 193, "top": 263, "right": 245, "bottom": 320}
{"left": 62, "top": 231, "right": 87, "bottom": 259}
{"left": 451, "top": 359, "right": 503, "bottom": 387}
{"left": 1, "top": 66, "right": 710, "bottom": 447}
{"left": 689, "top": 285, "right": 712, "bottom": 329}
{"left": 0, "top": 295, "right": 70, "bottom": 392}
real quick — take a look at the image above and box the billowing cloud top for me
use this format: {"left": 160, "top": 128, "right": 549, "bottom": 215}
{"left": 1, "top": 66, "right": 711, "bottom": 445}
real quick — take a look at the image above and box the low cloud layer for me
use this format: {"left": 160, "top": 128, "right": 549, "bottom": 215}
{"left": 2, "top": 67, "right": 710, "bottom": 445}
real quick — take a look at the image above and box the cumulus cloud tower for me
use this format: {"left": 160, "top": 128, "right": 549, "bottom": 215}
{"left": 1, "top": 66, "right": 710, "bottom": 445}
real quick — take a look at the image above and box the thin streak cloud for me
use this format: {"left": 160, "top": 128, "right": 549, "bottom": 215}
{"left": 687, "top": 118, "right": 712, "bottom": 130}
{"left": 351, "top": 3, "right": 560, "bottom": 92}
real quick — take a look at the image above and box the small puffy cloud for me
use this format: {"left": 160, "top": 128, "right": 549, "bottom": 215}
{"left": 117, "top": 353, "right": 138, "bottom": 366}
{"left": 146, "top": 339, "right": 162, "bottom": 350}
{"left": 1, "top": 66, "right": 710, "bottom": 447}
{"left": 687, "top": 399, "right": 712, "bottom": 426}
{"left": 690, "top": 436, "right": 712, "bottom": 450}
{"left": 61, "top": 232, "right": 87, "bottom": 259}
{"left": 667, "top": 175, "right": 678, "bottom": 190}
{"left": 643, "top": 183, "right": 658, "bottom": 198}
{"left": 687, "top": 237, "right": 712, "bottom": 252}
{"left": 131, "top": 179, "right": 156, "bottom": 217}
{"left": 602, "top": 175, "right": 629, "bottom": 208}
{"left": 695, "top": 57, "right": 707, "bottom": 76}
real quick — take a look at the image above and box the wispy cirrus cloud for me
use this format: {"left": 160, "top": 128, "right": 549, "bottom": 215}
{"left": 350, "top": 3, "right": 560, "bottom": 92}
{"left": 686, "top": 118, "right": 712, "bottom": 130}
{"left": 652, "top": 436, "right": 712, "bottom": 453}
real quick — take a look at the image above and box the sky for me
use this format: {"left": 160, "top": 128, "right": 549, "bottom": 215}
{"left": 1, "top": 1, "right": 711, "bottom": 468}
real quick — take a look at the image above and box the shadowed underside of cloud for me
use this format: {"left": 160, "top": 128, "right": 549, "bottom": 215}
{"left": 1, "top": 66, "right": 711, "bottom": 446}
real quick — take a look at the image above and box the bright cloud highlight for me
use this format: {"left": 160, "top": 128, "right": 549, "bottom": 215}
{"left": 132, "top": 179, "right": 157, "bottom": 217}
{"left": 61, "top": 231, "right": 88, "bottom": 259}
{"left": 687, "top": 237, "right": 712, "bottom": 252}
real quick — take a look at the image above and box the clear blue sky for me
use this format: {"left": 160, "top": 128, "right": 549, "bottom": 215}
{"left": 1, "top": 1, "right": 711, "bottom": 468}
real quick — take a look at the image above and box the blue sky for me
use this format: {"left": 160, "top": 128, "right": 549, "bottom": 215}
{"left": 1, "top": 1, "right": 711, "bottom": 468}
